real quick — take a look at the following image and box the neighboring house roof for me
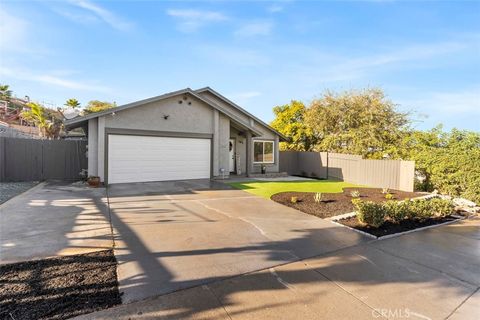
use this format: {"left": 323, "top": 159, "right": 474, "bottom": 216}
{"left": 64, "top": 87, "right": 287, "bottom": 141}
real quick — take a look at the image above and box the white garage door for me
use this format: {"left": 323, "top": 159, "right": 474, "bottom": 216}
{"left": 108, "top": 134, "right": 211, "bottom": 184}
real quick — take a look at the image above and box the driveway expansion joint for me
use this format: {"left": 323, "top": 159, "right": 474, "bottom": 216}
{"left": 370, "top": 244, "right": 478, "bottom": 289}
{"left": 446, "top": 286, "right": 480, "bottom": 319}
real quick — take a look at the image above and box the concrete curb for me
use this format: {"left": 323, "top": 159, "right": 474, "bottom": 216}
{"left": 0, "top": 181, "right": 46, "bottom": 209}
{"left": 329, "top": 214, "right": 466, "bottom": 241}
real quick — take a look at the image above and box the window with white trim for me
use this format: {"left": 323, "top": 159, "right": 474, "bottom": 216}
{"left": 253, "top": 140, "right": 274, "bottom": 163}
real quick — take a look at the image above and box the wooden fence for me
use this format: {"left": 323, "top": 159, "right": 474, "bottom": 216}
{"left": 280, "top": 151, "right": 415, "bottom": 192}
{"left": 0, "top": 137, "right": 87, "bottom": 182}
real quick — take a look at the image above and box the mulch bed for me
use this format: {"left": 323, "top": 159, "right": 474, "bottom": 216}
{"left": 0, "top": 250, "right": 121, "bottom": 320}
{"left": 339, "top": 215, "right": 459, "bottom": 237}
{"left": 271, "top": 187, "right": 420, "bottom": 218}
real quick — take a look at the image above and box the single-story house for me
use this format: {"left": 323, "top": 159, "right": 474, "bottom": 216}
{"left": 65, "top": 87, "right": 286, "bottom": 184}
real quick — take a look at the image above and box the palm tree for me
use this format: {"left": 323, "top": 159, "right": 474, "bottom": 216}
{"left": 64, "top": 98, "right": 81, "bottom": 109}
{"left": 0, "top": 84, "right": 12, "bottom": 100}
{"left": 21, "top": 102, "right": 53, "bottom": 138}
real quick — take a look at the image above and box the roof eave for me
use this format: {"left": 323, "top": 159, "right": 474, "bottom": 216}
{"left": 194, "top": 87, "right": 288, "bottom": 141}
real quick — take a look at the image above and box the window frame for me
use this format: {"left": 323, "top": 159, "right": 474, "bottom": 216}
{"left": 253, "top": 140, "right": 275, "bottom": 164}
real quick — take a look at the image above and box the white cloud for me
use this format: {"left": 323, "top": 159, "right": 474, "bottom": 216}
{"left": 69, "top": 0, "right": 133, "bottom": 31}
{"left": 235, "top": 21, "right": 273, "bottom": 37}
{"left": 0, "top": 66, "right": 110, "bottom": 92}
{"left": 308, "top": 40, "right": 473, "bottom": 82}
{"left": 166, "top": 9, "right": 228, "bottom": 33}
{"left": 267, "top": 4, "right": 284, "bottom": 13}
{"left": 53, "top": 8, "right": 100, "bottom": 25}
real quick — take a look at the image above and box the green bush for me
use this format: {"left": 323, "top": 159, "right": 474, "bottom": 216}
{"left": 429, "top": 198, "right": 455, "bottom": 218}
{"left": 352, "top": 198, "right": 455, "bottom": 227}
{"left": 403, "top": 127, "right": 480, "bottom": 204}
{"left": 408, "top": 199, "right": 433, "bottom": 221}
{"left": 384, "top": 200, "right": 411, "bottom": 223}
{"left": 353, "top": 200, "right": 386, "bottom": 228}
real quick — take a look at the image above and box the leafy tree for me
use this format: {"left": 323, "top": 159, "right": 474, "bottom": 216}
{"left": 305, "top": 88, "right": 410, "bottom": 158}
{"left": 83, "top": 100, "right": 116, "bottom": 114}
{"left": 64, "top": 98, "right": 81, "bottom": 109}
{"left": 400, "top": 126, "right": 480, "bottom": 203}
{"left": 270, "top": 100, "right": 318, "bottom": 151}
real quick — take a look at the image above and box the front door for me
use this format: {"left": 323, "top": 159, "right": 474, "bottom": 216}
{"left": 229, "top": 139, "right": 235, "bottom": 172}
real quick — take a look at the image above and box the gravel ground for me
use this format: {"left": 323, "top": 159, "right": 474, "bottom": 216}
{"left": 0, "top": 250, "right": 121, "bottom": 320}
{"left": 0, "top": 182, "right": 39, "bottom": 204}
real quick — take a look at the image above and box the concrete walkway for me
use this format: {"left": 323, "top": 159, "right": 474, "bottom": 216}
{"left": 76, "top": 216, "right": 480, "bottom": 320}
{"left": 0, "top": 182, "right": 113, "bottom": 264}
{"left": 106, "top": 180, "right": 367, "bottom": 303}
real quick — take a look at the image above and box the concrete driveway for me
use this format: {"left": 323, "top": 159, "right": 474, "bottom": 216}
{"left": 0, "top": 182, "right": 112, "bottom": 264}
{"left": 106, "top": 179, "right": 368, "bottom": 303}
{"left": 77, "top": 211, "right": 480, "bottom": 320}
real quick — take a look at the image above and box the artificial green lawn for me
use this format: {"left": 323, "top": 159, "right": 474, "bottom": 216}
{"left": 228, "top": 179, "right": 363, "bottom": 199}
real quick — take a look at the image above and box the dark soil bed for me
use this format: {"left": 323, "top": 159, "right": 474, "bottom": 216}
{"left": 271, "top": 188, "right": 421, "bottom": 218}
{"left": 0, "top": 250, "right": 121, "bottom": 320}
{"left": 339, "top": 215, "right": 459, "bottom": 237}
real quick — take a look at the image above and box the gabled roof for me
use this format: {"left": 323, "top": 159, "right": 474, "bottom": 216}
{"left": 194, "top": 87, "right": 287, "bottom": 141}
{"left": 64, "top": 87, "right": 286, "bottom": 140}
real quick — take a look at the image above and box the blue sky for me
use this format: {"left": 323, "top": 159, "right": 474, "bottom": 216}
{"left": 1, "top": 0, "right": 479, "bottom": 131}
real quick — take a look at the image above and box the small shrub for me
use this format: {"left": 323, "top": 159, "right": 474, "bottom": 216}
{"left": 408, "top": 199, "right": 434, "bottom": 221}
{"left": 353, "top": 200, "right": 386, "bottom": 228}
{"left": 429, "top": 198, "right": 455, "bottom": 217}
{"left": 350, "top": 190, "right": 361, "bottom": 198}
{"left": 385, "top": 193, "right": 394, "bottom": 200}
{"left": 290, "top": 196, "right": 298, "bottom": 204}
{"left": 382, "top": 188, "right": 389, "bottom": 194}
{"left": 314, "top": 192, "right": 322, "bottom": 203}
{"left": 384, "top": 200, "right": 411, "bottom": 223}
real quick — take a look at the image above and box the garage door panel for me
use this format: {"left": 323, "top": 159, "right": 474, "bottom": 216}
{"left": 108, "top": 135, "right": 211, "bottom": 184}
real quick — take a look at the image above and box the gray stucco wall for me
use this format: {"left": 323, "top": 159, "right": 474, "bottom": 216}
{"left": 87, "top": 118, "right": 98, "bottom": 176}
{"left": 104, "top": 96, "right": 214, "bottom": 134}
{"left": 97, "top": 117, "right": 105, "bottom": 181}
{"left": 218, "top": 114, "right": 230, "bottom": 175}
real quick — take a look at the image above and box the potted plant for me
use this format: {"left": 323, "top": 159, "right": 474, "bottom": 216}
{"left": 261, "top": 165, "right": 267, "bottom": 174}
{"left": 87, "top": 176, "right": 101, "bottom": 187}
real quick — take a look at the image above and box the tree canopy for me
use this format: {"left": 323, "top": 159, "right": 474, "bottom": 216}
{"left": 306, "top": 88, "right": 409, "bottom": 158}
{"left": 270, "top": 100, "right": 318, "bottom": 151}
{"left": 83, "top": 100, "right": 116, "bottom": 114}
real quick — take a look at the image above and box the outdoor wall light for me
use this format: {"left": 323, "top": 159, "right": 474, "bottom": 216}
{"left": 163, "top": 114, "right": 169, "bottom": 120}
